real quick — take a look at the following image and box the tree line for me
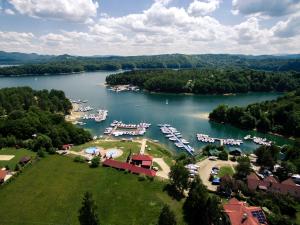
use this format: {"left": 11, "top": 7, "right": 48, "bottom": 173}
{"left": 106, "top": 69, "right": 300, "bottom": 94}
{"left": 1, "top": 52, "right": 300, "bottom": 72}
{"left": 0, "top": 87, "right": 91, "bottom": 151}
{"left": 209, "top": 90, "right": 300, "bottom": 137}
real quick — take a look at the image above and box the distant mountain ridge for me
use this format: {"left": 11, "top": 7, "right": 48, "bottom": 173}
{"left": 0, "top": 51, "right": 300, "bottom": 74}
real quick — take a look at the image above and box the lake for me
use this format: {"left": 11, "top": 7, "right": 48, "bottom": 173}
{"left": 0, "top": 71, "right": 291, "bottom": 154}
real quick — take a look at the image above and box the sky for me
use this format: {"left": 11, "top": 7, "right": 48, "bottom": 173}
{"left": 0, "top": 0, "right": 300, "bottom": 56}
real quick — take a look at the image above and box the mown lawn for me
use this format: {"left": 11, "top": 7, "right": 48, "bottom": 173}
{"left": 145, "top": 141, "right": 174, "bottom": 166}
{"left": 0, "top": 148, "right": 36, "bottom": 169}
{"left": 0, "top": 155, "right": 185, "bottom": 225}
{"left": 218, "top": 166, "right": 234, "bottom": 177}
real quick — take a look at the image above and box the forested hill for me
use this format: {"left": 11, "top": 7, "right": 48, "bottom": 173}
{"left": 0, "top": 52, "right": 300, "bottom": 76}
{"left": 105, "top": 69, "right": 300, "bottom": 94}
{"left": 0, "top": 87, "right": 91, "bottom": 150}
{"left": 209, "top": 90, "right": 300, "bottom": 137}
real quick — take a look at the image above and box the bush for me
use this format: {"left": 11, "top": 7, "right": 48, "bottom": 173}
{"left": 218, "top": 150, "right": 228, "bottom": 160}
{"left": 74, "top": 156, "right": 86, "bottom": 163}
{"left": 14, "top": 164, "right": 21, "bottom": 172}
{"left": 37, "top": 148, "right": 46, "bottom": 158}
{"left": 90, "top": 157, "right": 100, "bottom": 168}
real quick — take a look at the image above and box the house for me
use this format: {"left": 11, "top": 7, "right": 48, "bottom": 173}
{"left": 62, "top": 144, "right": 72, "bottom": 150}
{"left": 19, "top": 156, "right": 31, "bottom": 165}
{"left": 224, "top": 198, "right": 268, "bottom": 225}
{"left": 131, "top": 154, "right": 153, "bottom": 169}
{"left": 0, "top": 170, "right": 7, "bottom": 183}
{"left": 103, "top": 159, "right": 156, "bottom": 177}
{"left": 247, "top": 172, "right": 300, "bottom": 198}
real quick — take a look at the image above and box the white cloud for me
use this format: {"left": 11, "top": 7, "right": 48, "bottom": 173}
{"left": 8, "top": 0, "right": 99, "bottom": 23}
{"left": 0, "top": 31, "right": 36, "bottom": 52}
{"left": 232, "top": 0, "right": 300, "bottom": 17}
{"left": 4, "top": 9, "right": 15, "bottom": 15}
{"left": 272, "top": 13, "right": 300, "bottom": 38}
{"left": 188, "top": 0, "right": 220, "bottom": 16}
{"left": 2, "top": 0, "right": 300, "bottom": 55}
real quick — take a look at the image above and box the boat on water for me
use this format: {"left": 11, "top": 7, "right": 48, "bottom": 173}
{"left": 166, "top": 99, "right": 169, "bottom": 105}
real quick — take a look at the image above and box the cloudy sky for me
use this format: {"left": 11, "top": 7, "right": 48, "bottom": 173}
{"left": 0, "top": 0, "right": 300, "bottom": 56}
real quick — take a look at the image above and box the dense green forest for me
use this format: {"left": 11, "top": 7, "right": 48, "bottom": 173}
{"left": 0, "top": 87, "right": 91, "bottom": 151}
{"left": 209, "top": 90, "right": 300, "bottom": 137}
{"left": 1, "top": 52, "right": 300, "bottom": 76}
{"left": 106, "top": 69, "right": 300, "bottom": 94}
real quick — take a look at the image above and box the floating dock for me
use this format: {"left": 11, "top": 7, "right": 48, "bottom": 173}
{"left": 159, "top": 124, "right": 194, "bottom": 155}
{"left": 104, "top": 120, "right": 151, "bottom": 137}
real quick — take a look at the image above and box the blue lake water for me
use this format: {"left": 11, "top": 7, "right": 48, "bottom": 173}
{"left": 0, "top": 71, "right": 291, "bottom": 154}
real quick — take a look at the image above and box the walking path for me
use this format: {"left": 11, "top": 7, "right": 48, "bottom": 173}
{"left": 140, "top": 139, "right": 147, "bottom": 154}
{"left": 196, "top": 158, "right": 237, "bottom": 191}
{"left": 153, "top": 158, "right": 170, "bottom": 179}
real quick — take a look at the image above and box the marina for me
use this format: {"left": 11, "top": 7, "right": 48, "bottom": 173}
{"left": 196, "top": 133, "right": 243, "bottom": 146}
{"left": 107, "top": 85, "right": 140, "bottom": 92}
{"left": 104, "top": 120, "right": 151, "bottom": 137}
{"left": 82, "top": 109, "right": 108, "bottom": 122}
{"left": 160, "top": 124, "right": 194, "bottom": 155}
{"left": 244, "top": 135, "right": 272, "bottom": 146}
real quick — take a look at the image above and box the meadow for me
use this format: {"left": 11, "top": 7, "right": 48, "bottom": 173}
{"left": 0, "top": 155, "right": 184, "bottom": 225}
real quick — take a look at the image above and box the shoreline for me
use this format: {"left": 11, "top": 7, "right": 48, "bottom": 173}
{"left": 65, "top": 103, "right": 84, "bottom": 122}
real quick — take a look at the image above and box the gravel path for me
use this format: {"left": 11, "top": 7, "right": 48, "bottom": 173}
{"left": 153, "top": 158, "right": 170, "bottom": 179}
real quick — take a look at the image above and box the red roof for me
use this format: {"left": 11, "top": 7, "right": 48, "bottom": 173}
{"left": 103, "top": 159, "right": 156, "bottom": 177}
{"left": 131, "top": 154, "right": 153, "bottom": 161}
{"left": 224, "top": 198, "right": 267, "bottom": 225}
{"left": 130, "top": 165, "right": 156, "bottom": 177}
{"left": 142, "top": 161, "right": 152, "bottom": 166}
{"left": 0, "top": 170, "right": 7, "bottom": 180}
{"left": 103, "top": 159, "right": 131, "bottom": 170}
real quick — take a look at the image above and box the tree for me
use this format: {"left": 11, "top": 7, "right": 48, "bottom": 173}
{"left": 158, "top": 205, "right": 177, "bottom": 225}
{"left": 218, "top": 149, "right": 228, "bottom": 161}
{"left": 183, "top": 176, "right": 227, "bottom": 225}
{"left": 255, "top": 145, "right": 279, "bottom": 169}
{"left": 235, "top": 156, "right": 251, "bottom": 180}
{"left": 90, "top": 157, "right": 100, "bottom": 168}
{"left": 168, "top": 162, "right": 189, "bottom": 195}
{"left": 78, "top": 192, "right": 100, "bottom": 225}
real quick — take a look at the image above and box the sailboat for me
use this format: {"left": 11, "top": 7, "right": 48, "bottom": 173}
{"left": 166, "top": 99, "right": 169, "bottom": 105}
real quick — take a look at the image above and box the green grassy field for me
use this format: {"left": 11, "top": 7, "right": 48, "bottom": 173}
{"left": 145, "top": 141, "right": 174, "bottom": 166}
{"left": 0, "top": 148, "right": 36, "bottom": 169}
{"left": 218, "top": 166, "right": 234, "bottom": 177}
{"left": 0, "top": 155, "right": 185, "bottom": 225}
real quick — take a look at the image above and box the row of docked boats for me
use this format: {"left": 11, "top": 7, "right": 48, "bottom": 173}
{"left": 244, "top": 135, "right": 272, "bottom": 146}
{"left": 70, "top": 99, "right": 88, "bottom": 104}
{"left": 197, "top": 133, "right": 243, "bottom": 146}
{"left": 107, "top": 85, "right": 140, "bottom": 92}
{"left": 104, "top": 121, "right": 151, "bottom": 137}
{"left": 75, "top": 106, "right": 93, "bottom": 112}
{"left": 159, "top": 124, "right": 194, "bottom": 155}
{"left": 82, "top": 109, "right": 108, "bottom": 122}
{"left": 110, "top": 120, "right": 151, "bottom": 129}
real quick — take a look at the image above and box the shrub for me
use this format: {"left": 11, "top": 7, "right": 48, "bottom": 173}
{"left": 138, "top": 174, "right": 146, "bottom": 181}
{"left": 90, "top": 157, "right": 100, "bottom": 168}
{"left": 37, "top": 148, "right": 46, "bottom": 158}
{"left": 74, "top": 156, "right": 86, "bottom": 163}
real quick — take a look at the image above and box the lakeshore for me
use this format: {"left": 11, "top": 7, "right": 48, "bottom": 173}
{"left": 0, "top": 71, "right": 292, "bottom": 153}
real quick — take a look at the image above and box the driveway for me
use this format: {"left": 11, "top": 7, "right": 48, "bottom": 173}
{"left": 196, "top": 158, "right": 237, "bottom": 191}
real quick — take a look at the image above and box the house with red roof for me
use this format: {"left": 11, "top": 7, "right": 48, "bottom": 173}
{"left": 247, "top": 172, "right": 300, "bottom": 198}
{"left": 103, "top": 159, "right": 156, "bottom": 177}
{"left": 0, "top": 170, "right": 7, "bottom": 183}
{"left": 224, "top": 198, "right": 268, "bottom": 225}
{"left": 131, "top": 154, "right": 153, "bottom": 169}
